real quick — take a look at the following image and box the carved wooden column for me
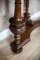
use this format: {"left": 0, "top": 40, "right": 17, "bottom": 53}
{"left": 24, "top": 0, "right": 33, "bottom": 25}
{"left": 9, "top": 0, "right": 26, "bottom": 53}
{"left": 9, "top": 0, "right": 40, "bottom": 54}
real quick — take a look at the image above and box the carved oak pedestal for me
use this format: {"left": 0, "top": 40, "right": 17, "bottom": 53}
{"left": 9, "top": 0, "right": 40, "bottom": 54}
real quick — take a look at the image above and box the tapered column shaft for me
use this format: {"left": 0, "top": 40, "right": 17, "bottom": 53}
{"left": 9, "top": 0, "right": 26, "bottom": 45}
{"left": 14, "top": 0, "right": 22, "bottom": 21}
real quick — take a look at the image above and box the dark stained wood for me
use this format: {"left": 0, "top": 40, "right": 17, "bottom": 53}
{"left": 10, "top": 20, "right": 40, "bottom": 53}
{"left": 9, "top": 0, "right": 26, "bottom": 45}
{"left": 9, "top": 0, "right": 40, "bottom": 54}
{"left": 9, "top": 0, "right": 26, "bottom": 53}
{"left": 24, "top": 0, "right": 33, "bottom": 25}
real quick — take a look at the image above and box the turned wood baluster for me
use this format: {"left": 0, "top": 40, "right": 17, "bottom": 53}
{"left": 24, "top": 0, "right": 29, "bottom": 19}
{"left": 9, "top": 0, "right": 40, "bottom": 54}
{"left": 9, "top": 0, "right": 26, "bottom": 45}
{"left": 24, "top": 0, "right": 33, "bottom": 25}
{"left": 13, "top": 0, "right": 22, "bottom": 44}
{"left": 24, "top": 0, "right": 29, "bottom": 14}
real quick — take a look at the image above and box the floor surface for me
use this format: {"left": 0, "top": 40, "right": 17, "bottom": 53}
{"left": 0, "top": 27, "right": 40, "bottom": 60}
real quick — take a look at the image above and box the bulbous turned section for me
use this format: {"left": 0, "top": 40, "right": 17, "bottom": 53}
{"left": 9, "top": 0, "right": 26, "bottom": 53}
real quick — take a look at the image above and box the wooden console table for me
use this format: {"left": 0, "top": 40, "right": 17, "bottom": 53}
{"left": 9, "top": 0, "right": 40, "bottom": 54}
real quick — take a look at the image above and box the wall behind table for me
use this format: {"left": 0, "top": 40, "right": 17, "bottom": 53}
{"left": 0, "top": 0, "right": 40, "bottom": 32}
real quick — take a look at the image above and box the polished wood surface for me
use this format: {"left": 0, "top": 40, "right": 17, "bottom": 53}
{"left": 9, "top": 0, "right": 40, "bottom": 53}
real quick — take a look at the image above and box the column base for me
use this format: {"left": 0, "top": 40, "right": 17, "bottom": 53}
{"left": 10, "top": 41, "right": 23, "bottom": 54}
{"left": 10, "top": 20, "right": 40, "bottom": 54}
